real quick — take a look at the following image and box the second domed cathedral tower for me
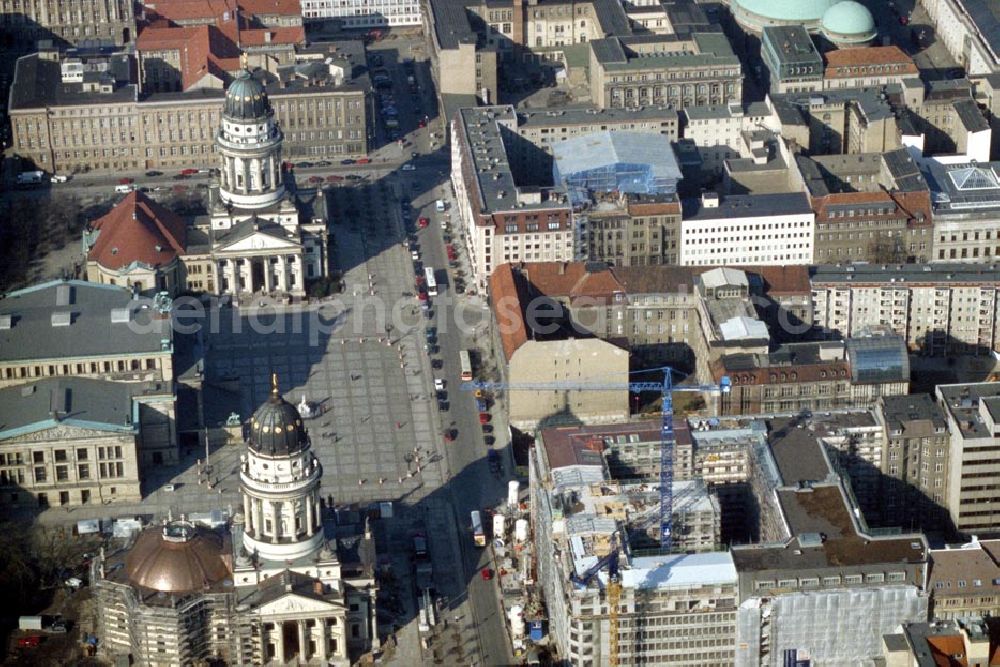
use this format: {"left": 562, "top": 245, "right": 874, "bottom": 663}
{"left": 239, "top": 374, "right": 325, "bottom": 562}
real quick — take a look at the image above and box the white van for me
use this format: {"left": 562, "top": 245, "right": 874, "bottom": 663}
{"left": 115, "top": 184, "right": 134, "bottom": 193}
{"left": 435, "top": 199, "right": 446, "bottom": 212}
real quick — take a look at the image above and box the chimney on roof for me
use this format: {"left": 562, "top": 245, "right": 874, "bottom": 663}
{"left": 701, "top": 191, "right": 719, "bottom": 208}
{"left": 313, "top": 580, "right": 324, "bottom": 595}
{"left": 558, "top": 262, "right": 567, "bottom": 275}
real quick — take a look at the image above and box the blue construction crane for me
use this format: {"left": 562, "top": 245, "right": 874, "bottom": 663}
{"left": 465, "top": 367, "right": 730, "bottom": 552}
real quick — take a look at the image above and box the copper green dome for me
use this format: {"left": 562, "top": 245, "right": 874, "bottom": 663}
{"left": 822, "top": 1, "right": 877, "bottom": 38}
{"left": 223, "top": 69, "right": 271, "bottom": 121}
{"left": 248, "top": 375, "right": 309, "bottom": 457}
{"left": 735, "top": 0, "right": 837, "bottom": 22}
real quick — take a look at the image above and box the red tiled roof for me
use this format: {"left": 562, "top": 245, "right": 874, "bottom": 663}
{"left": 138, "top": 23, "right": 242, "bottom": 90}
{"left": 489, "top": 263, "right": 529, "bottom": 360}
{"left": 748, "top": 266, "right": 811, "bottom": 296}
{"left": 238, "top": 25, "right": 305, "bottom": 46}
{"left": 89, "top": 191, "right": 186, "bottom": 271}
{"left": 823, "top": 46, "right": 918, "bottom": 77}
{"left": 926, "top": 635, "right": 968, "bottom": 667}
{"left": 141, "top": 0, "right": 301, "bottom": 23}
{"left": 519, "top": 262, "right": 625, "bottom": 303}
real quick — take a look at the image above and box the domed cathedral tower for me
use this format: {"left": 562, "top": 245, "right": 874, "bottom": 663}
{"left": 217, "top": 61, "right": 285, "bottom": 211}
{"left": 239, "top": 374, "right": 325, "bottom": 562}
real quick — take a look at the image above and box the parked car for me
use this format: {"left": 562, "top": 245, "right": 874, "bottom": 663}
{"left": 118, "top": 177, "right": 133, "bottom": 185}
{"left": 480, "top": 567, "right": 493, "bottom": 580}
{"left": 444, "top": 430, "right": 456, "bottom": 443}
{"left": 315, "top": 160, "right": 331, "bottom": 167}
{"left": 418, "top": 217, "right": 429, "bottom": 229}
{"left": 145, "top": 170, "right": 162, "bottom": 177}
{"left": 418, "top": 118, "right": 427, "bottom": 128}
{"left": 308, "top": 176, "right": 324, "bottom": 184}
{"left": 431, "top": 358, "right": 443, "bottom": 369}
{"left": 402, "top": 163, "right": 416, "bottom": 171}
{"left": 180, "top": 168, "right": 199, "bottom": 175}
{"left": 341, "top": 158, "right": 356, "bottom": 165}
{"left": 479, "top": 412, "right": 491, "bottom": 425}
{"left": 327, "top": 175, "right": 344, "bottom": 183}
{"left": 434, "top": 378, "right": 445, "bottom": 391}
{"left": 296, "top": 161, "right": 313, "bottom": 169}
{"left": 357, "top": 158, "right": 371, "bottom": 164}
{"left": 17, "top": 636, "right": 41, "bottom": 648}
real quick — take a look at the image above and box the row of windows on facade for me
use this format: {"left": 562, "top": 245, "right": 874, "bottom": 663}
{"left": 755, "top": 571, "right": 908, "bottom": 590}
{"left": 8, "top": 487, "right": 116, "bottom": 506}
{"left": 3, "top": 358, "right": 160, "bottom": 379}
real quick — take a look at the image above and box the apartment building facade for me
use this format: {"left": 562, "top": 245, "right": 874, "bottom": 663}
{"left": 936, "top": 383, "right": 1000, "bottom": 537}
{"left": 922, "top": 159, "right": 1000, "bottom": 263}
{"left": 810, "top": 264, "right": 1000, "bottom": 356}
{"left": 10, "top": 47, "right": 368, "bottom": 174}
{"left": 451, "top": 106, "right": 576, "bottom": 289}
{"left": 0, "top": 0, "right": 135, "bottom": 48}
{"left": 679, "top": 192, "right": 815, "bottom": 267}
{"left": 794, "top": 151, "right": 934, "bottom": 265}
{"left": 588, "top": 32, "right": 743, "bottom": 111}
{"left": 875, "top": 394, "right": 952, "bottom": 531}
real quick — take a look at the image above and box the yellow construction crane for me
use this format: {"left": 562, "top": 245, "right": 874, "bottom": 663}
{"left": 608, "top": 576, "right": 622, "bottom": 667}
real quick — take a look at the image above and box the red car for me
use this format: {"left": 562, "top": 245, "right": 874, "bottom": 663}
{"left": 118, "top": 177, "right": 134, "bottom": 185}
{"left": 899, "top": 15, "right": 908, "bottom": 25}
{"left": 327, "top": 175, "right": 344, "bottom": 183}
{"left": 282, "top": 161, "right": 294, "bottom": 171}
{"left": 480, "top": 567, "right": 493, "bottom": 581}
{"left": 418, "top": 119, "right": 427, "bottom": 128}
{"left": 357, "top": 158, "right": 371, "bottom": 165}
{"left": 418, "top": 291, "right": 428, "bottom": 301}
{"left": 418, "top": 217, "right": 429, "bottom": 229}
{"left": 415, "top": 275, "right": 425, "bottom": 286}
{"left": 479, "top": 412, "right": 491, "bottom": 425}
{"left": 446, "top": 244, "right": 458, "bottom": 260}
{"left": 444, "top": 430, "right": 455, "bottom": 443}
{"left": 17, "top": 636, "right": 41, "bottom": 648}
{"left": 180, "top": 168, "right": 199, "bottom": 176}
{"left": 308, "top": 176, "right": 324, "bottom": 184}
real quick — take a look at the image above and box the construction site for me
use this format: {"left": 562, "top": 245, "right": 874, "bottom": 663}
{"left": 519, "top": 411, "right": 932, "bottom": 666}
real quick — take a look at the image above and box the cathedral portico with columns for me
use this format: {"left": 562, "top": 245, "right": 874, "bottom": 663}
{"left": 178, "top": 62, "right": 329, "bottom": 300}
{"left": 91, "top": 374, "right": 376, "bottom": 666}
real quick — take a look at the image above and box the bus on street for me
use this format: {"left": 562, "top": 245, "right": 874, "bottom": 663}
{"left": 424, "top": 267, "right": 438, "bottom": 296}
{"left": 459, "top": 350, "right": 473, "bottom": 381}
{"left": 471, "top": 510, "right": 486, "bottom": 547}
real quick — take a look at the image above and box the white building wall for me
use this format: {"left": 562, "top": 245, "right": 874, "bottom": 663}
{"left": 920, "top": 0, "right": 971, "bottom": 69}
{"left": 300, "top": 0, "right": 421, "bottom": 27}
{"left": 679, "top": 211, "right": 814, "bottom": 266}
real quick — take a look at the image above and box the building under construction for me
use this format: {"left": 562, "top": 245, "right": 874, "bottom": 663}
{"left": 529, "top": 414, "right": 932, "bottom": 666}
{"left": 530, "top": 422, "right": 737, "bottom": 665}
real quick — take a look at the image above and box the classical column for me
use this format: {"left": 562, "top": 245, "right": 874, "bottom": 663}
{"left": 297, "top": 621, "right": 308, "bottom": 661}
{"left": 314, "top": 495, "right": 322, "bottom": 532}
{"left": 273, "top": 623, "right": 284, "bottom": 664}
{"left": 271, "top": 501, "right": 280, "bottom": 543}
{"left": 305, "top": 494, "right": 315, "bottom": 537}
{"left": 276, "top": 256, "right": 287, "bottom": 293}
{"left": 243, "top": 493, "right": 253, "bottom": 535}
{"left": 255, "top": 499, "right": 264, "bottom": 542}
{"left": 263, "top": 257, "right": 272, "bottom": 293}
{"left": 318, "top": 619, "right": 329, "bottom": 662}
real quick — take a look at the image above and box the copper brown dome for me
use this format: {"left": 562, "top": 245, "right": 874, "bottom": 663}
{"left": 248, "top": 374, "right": 309, "bottom": 457}
{"left": 125, "top": 521, "right": 230, "bottom": 593}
